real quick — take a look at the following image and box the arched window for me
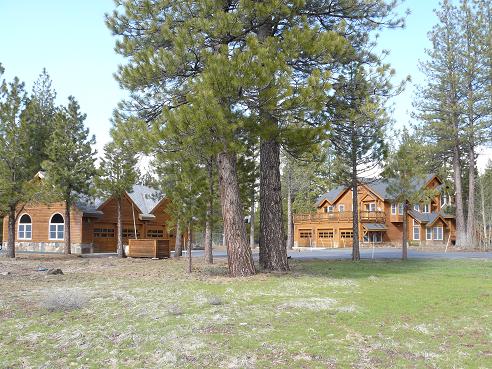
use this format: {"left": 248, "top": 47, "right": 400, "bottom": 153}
{"left": 18, "top": 214, "right": 32, "bottom": 240}
{"left": 49, "top": 213, "right": 64, "bottom": 240}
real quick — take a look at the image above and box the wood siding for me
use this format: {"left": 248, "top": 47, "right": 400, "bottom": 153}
{"left": 294, "top": 176, "right": 456, "bottom": 248}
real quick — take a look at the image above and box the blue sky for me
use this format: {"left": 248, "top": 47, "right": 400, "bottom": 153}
{"left": 1, "top": 0, "right": 490, "bottom": 170}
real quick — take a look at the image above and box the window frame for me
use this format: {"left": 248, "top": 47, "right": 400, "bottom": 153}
{"left": 18, "top": 213, "right": 32, "bottom": 240}
{"left": 398, "top": 203, "right": 404, "bottom": 215}
{"left": 433, "top": 226, "right": 443, "bottom": 241}
{"left": 422, "top": 203, "right": 431, "bottom": 213}
{"left": 338, "top": 204, "right": 345, "bottom": 212}
{"left": 426, "top": 227, "right": 432, "bottom": 240}
{"left": 48, "top": 213, "right": 65, "bottom": 241}
{"left": 391, "top": 203, "right": 397, "bottom": 215}
{"left": 326, "top": 206, "right": 334, "bottom": 213}
{"left": 412, "top": 219, "right": 420, "bottom": 241}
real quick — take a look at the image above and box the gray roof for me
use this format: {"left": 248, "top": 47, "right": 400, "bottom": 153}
{"left": 408, "top": 210, "right": 440, "bottom": 224}
{"left": 316, "top": 185, "right": 347, "bottom": 206}
{"left": 76, "top": 185, "right": 163, "bottom": 216}
{"left": 127, "top": 185, "right": 163, "bottom": 214}
{"left": 316, "top": 174, "right": 440, "bottom": 207}
{"left": 363, "top": 223, "right": 388, "bottom": 231}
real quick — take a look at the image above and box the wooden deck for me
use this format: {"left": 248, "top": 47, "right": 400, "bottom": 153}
{"left": 294, "top": 211, "right": 386, "bottom": 224}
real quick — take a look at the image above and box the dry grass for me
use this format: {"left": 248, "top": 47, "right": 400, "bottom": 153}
{"left": 0, "top": 254, "right": 490, "bottom": 369}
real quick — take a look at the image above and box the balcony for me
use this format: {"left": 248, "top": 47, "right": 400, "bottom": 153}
{"left": 294, "top": 211, "right": 385, "bottom": 224}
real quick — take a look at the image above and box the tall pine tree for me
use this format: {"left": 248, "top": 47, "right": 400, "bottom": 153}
{"left": 43, "top": 97, "right": 96, "bottom": 254}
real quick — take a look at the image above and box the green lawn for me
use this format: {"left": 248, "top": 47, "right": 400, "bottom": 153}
{"left": 0, "top": 256, "right": 490, "bottom": 368}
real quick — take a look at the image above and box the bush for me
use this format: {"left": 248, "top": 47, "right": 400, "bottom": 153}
{"left": 40, "top": 289, "right": 89, "bottom": 312}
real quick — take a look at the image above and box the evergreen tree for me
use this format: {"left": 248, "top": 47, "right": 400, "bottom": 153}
{"left": 328, "top": 61, "right": 395, "bottom": 261}
{"left": 96, "top": 135, "right": 139, "bottom": 258}
{"left": 43, "top": 96, "right": 96, "bottom": 254}
{"left": 23, "top": 68, "right": 57, "bottom": 169}
{"left": 477, "top": 160, "right": 492, "bottom": 249}
{"left": 383, "top": 129, "right": 433, "bottom": 260}
{"left": 0, "top": 66, "right": 37, "bottom": 258}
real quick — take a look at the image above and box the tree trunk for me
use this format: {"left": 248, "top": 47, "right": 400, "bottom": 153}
{"left": 402, "top": 202, "right": 408, "bottom": 260}
{"left": 187, "top": 223, "right": 192, "bottom": 273}
{"left": 351, "top": 126, "right": 360, "bottom": 261}
{"left": 204, "top": 159, "right": 213, "bottom": 264}
{"left": 7, "top": 205, "right": 16, "bottom": 258}
{"left": 174, "top": 222, "right": 182, "bottom": 257}
{"left": 64, "top": 201, "right": 71, "bottom": 255}
{"left": 466, "top": 145, "right": 476, "bottom": 248}
{"left": 351, "top": 178, "right": 360, "bottom": 261}
{"left": 480, "top": 176, "right": 487, "bottom": 250}
{"left": 217, "top": 151, "right": 255, "bottom": 277}
{"left": 259, "top": 138, "right": 289, "bottom": 271}
{"left": 453, "top": 145, "right": 466, "bottom": 248}
{"left": 249, "top": 187, "right": 255, "bottom": 249}
{"left": 117, "top": 197, "right": 124, "bottom": 258}
{"left": 287, "top": 170, "right": 294, "bottom": 250}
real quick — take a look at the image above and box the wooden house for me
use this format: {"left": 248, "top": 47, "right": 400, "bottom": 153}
{"left": 2, "top": 181, "right": 177, "bottom": 254}
{"left": 293, "top": 174, "right": 456, "bottom": 248}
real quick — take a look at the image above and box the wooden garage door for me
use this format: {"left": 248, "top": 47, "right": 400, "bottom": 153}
{"left": 93, "top": 226, "right": 117, "bottom": 253}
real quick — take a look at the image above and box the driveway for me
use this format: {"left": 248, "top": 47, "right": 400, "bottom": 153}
{"left": 189, "top": 247, "right": 492, "bottom": 260}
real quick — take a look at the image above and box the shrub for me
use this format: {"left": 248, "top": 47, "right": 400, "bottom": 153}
{"left": 40, "top": 289, "right": 89, "bottom": 312}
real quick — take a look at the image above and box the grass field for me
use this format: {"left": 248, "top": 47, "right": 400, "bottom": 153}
{"left": 0, "top": 255, "right": 490, "bottom": 368}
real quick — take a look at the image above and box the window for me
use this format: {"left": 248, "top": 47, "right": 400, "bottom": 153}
{"left": 413, "top": 204, "right": 420, "bottom": 212}
{"left": 368, "top": 203, "right": 376, "bottom": 212}
{"left": 398, "top": 203, "right": 404, "bottom": 215}
{"left": 391, "top": 204, "right": 397, "bottom": 215}
{"left": 122, "top": 228, "right": 140, "bottom": 239}
{"left": 318, "top": 230, "right": 334, "bottom": 239}
{"left": 18, "top": 214, "right": 32, "bottom": 240}
{"left": 338, "top": 204, "right": 345, "bottom": 212}
{"left": 326, "top": 206, "right": 334, "bottom": 213}
{"left": 94, "top": 228, "right": 115, "bottom": 238}
{"left": 341, "top": 231, "right": 353, "bottom": 239}
{"left": 49, "top": 213, "right": 64, "bottom": 240}
{"left": 433, "top": 226, "right": 443, "bottom": 241}
{"left": 412, "top": 219, "right": 420, "bottom": 241}
{"left": 426, "top": 227, "right": 432, "bottom": 240}
{"left": 300, "top": 230, "right": 312, "bottom": 239}
{"left": 147, "top": 229, "right": 164, "bottom": 238}
{"left": 423, "top": 203, "right": 430, "bottom": 213}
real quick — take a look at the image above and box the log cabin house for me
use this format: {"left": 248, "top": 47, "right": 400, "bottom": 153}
{"left": 293, "top": 174, "right": 456, "bottom": 248}
{"left": 2, "top": 175, "right": 177, "bottom": 254}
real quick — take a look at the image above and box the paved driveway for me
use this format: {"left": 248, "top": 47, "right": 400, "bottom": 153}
{"left": 189, "top": 248, "right": 492, "bottom": 260}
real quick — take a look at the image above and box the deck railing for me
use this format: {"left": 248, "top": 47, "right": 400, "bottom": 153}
{"left": 294, "top": 211, "right": 385, "bottom": 224}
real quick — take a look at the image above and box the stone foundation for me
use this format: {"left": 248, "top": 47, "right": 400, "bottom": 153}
{"left": 1, "top": 242, "right": 93, "bottom": 254}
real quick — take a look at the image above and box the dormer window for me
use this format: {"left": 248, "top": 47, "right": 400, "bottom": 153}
{"left": 413, "top": 204, "right": 420, "bottom": 212}
{"left": 423, "top": 203, "right": 430, "bottom": 213}
{"left": 391, "top": 203, "right": 397, "bottom": 215}
{"left": 338, "top": 204, "right": 345, "bottom": 212}
{"left": 398, "top": 203, "right": 404, "bottom": 215}
{"left": 325, "top": 206, "right": 334, "bottom": 213}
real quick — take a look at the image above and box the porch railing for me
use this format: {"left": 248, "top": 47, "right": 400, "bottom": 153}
{"left": 294, "top": 211, "right": 385, "bottom": 224}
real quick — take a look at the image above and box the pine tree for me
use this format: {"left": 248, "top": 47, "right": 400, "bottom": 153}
{"left": 43, "top": 96, "right": 96, "bottom": 254}
{"left": 23, "top": 68, "right": 57, "bottom": 169}
{"left": 383, "top": 129, "right": 434, "bottom": 260}
{"left": 0, "top": 66, "right": 37, "bottom": 258}
{"left": 329, "top": 62, "right": 395, "bottom": 261}
{"left": 96, "top": 136, "right": 139, "bottom": 258}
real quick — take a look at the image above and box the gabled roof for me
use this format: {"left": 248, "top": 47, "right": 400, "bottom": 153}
{"left": 316, "top": 185, "right": 346, "bottom": 207}
{"left": 408, "top": 210, "right": 450, "bottom": 226}
{"left": 126, "top": 185, "right": 163, "bottom": 215}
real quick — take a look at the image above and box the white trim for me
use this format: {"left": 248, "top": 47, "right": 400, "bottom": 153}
{"left": 338, "top": 204, "right": 345, "bottom": 212}
{"left": 391, "top": 203, "right": 397, "bottom": 215}
{"left": 413, "top": 204, "right": 420, "bottom": 212}
{"left": 412, "top": 219, "right": 420, "bottom": 241}
{"left": 422, "top": 203, "right": 430, "bottom": 213}
{"left": 398, "top": 203, "right": 404, "bottom": 215}
{"left": 426, "top": 227, "right": 432, "bottom": 240}
{"left": 17, "top": 213, "right": 32, "bottom": 240}
{"left": 433, "top": 226, "right": 443, "bottom": 241}
{"left": 48, "top": 213, "right": 65, "bottom": 241}
{"left": 326, "top": 206, "right": 334, "bottom": 213}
